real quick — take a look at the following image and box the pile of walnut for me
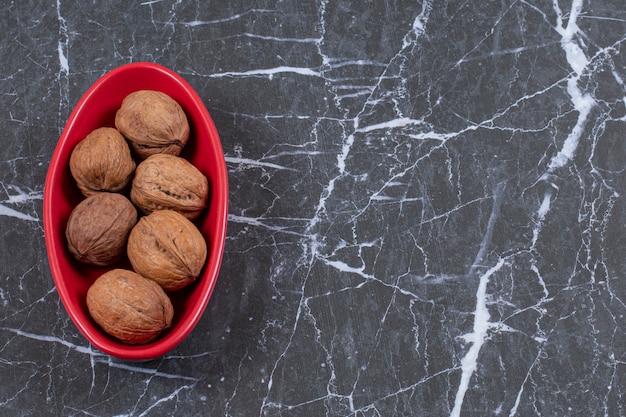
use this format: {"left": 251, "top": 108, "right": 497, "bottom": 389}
{"left": 65, "top": 90, "right": 209, "bottom": 345}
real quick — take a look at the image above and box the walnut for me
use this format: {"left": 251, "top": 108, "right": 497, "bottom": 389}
{"left": 69, "top": 127, "right": 136, "bottom": 197}
{"left": 114, "top": 90, "right": 190, "bottom": 160}
{"left": 86, "top": 269, "right": 174, "bottom": 344}
{"left": 130, "top": 153, "right": 209, "bottom": 220}
{"left": 127, "top": 210, "right": 207, "bottom": 291}
{"left": 66, "top": 192, "right": 137, "bottom": 266}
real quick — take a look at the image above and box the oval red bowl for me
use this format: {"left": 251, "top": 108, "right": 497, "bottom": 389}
{"left": 44, "top": 62, "right": 228, "bottom": 361}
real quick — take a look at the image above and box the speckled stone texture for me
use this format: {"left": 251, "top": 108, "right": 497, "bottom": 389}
{"left": 1, "top": 1, "right": 625, "bottom": 416}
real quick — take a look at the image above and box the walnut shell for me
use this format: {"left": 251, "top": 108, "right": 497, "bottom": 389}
{"left": 66, "top": 192, "right": 137, "bottom": 266}
{"left": 130, "top": 153, "right": 209, "bottom": 220}
{"left": 115, "top": 90, "right": 190, "bottom": 160}
{"left": 86, "top": 269, "right": 174, "bottom": 344}
{"left": 69, "top": 127, "right": 136, "bottom": 197}
{"left": 127, "top": 210, "right": 207, "bottom": 291}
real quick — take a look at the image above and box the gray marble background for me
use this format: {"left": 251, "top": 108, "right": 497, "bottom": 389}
{"left": 1, "top": 1, "right": 625, "bottom": 416}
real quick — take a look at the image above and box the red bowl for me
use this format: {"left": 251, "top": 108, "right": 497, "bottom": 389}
{"left": 44, "top": 62, "right": 228, "bottom": 360}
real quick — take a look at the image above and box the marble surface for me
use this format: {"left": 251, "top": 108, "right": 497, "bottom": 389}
{"left": 1, "top": 0, "right": 625, "bottom": 416}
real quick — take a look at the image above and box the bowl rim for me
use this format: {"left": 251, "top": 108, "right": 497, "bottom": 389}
{"left": 43, "top": 62, "right": 229, "bottom": 360}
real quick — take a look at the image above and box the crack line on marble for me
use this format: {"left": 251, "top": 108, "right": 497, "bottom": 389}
{"left": 469, "top": 182, "right": 506, "bottom": 275}
{"left": 447, "top": 180, "right": 506, "bottom": 416}
{"left": 224, "top": 348, "right": 249, "bottom": 417}
{"left": 457, "top": 41, "right": 562, "bottom": 65}
{"left": 0, "top": 184, "right": 42, "bottom": 222}
{"left": 207, "top": 66, "right": 322, "bottom": 79}
{"left": 258, "top": 265, "right": 309, "bottom": 416}
{"left": 325, "top": 58, "right": 388, "bottom": 69}
{"left": 173, "top": 8, "right": 276, "bottom": 26}
{"left": 508, "top": 346, "right": 544, "bottom": 416}
{"left": 526, "top": 2, "right": 605, "bottom": 291}
{"left": 355, "top": 366, "right": 460, "bottom": 415}
{"left": 139, "top": 0, "right": 166, "bottom": 5}
{"left": 349, "top": 68, "right": 564, "bottom": 152}
{"left": 0, "top": 377, "right": 32, "bottom": 408}
{"left": 228, "top": 214, "right": 307, "bottom": 238}
{"left": 56, "top": 0, "right": 69, "bottom": 75}
{"left": 1, "top": 327, "right": 97, "bottom": 356}
{"left": 55, "top": 0, "right": 70, "bottom": 136}
{"left": 451, "top": 257, "right": 507, "bottom": 417}
{"left": 126, "top": 358, "right": 168, "bottom": 417}
{"left": 239, "top": 32, "right": 320, "bottom": 44}
{"left": 0, "top": 203, "right": 38, "bottom": 221}
{"left": 540, "top": 0, "right": 596, "bottom": 177}
{"left": 0, "top": 282, "right": 55, "bottom": 323}
{"left": 134, "top": 385, "right": 193, "bottom": 417}
{"left": 0, "top": 327, "right": 199, "bottom": 382}
{"left": 224, "top": 156, "right": 299, "bottom": 172}
{"left": 352, "top": 161, "right": 490, "bottom": 226}
{"left": 101, "top": 358, "right": 199, "bottom": 382}
{"left": 119, "top": 349, "right": 197, "bottom": 417}
{"left": 303, "top": 297, "right": 347, "bottom": 413}
{"left": 402, "top": 0, "right": 432, "bottom": 49}
{"left": 314, "top": 258, "right": 420, "bottom": 301}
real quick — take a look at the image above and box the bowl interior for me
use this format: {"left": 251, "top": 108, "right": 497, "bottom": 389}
{"left": 44, "top": 62, "right": 228, "bottom": 360}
